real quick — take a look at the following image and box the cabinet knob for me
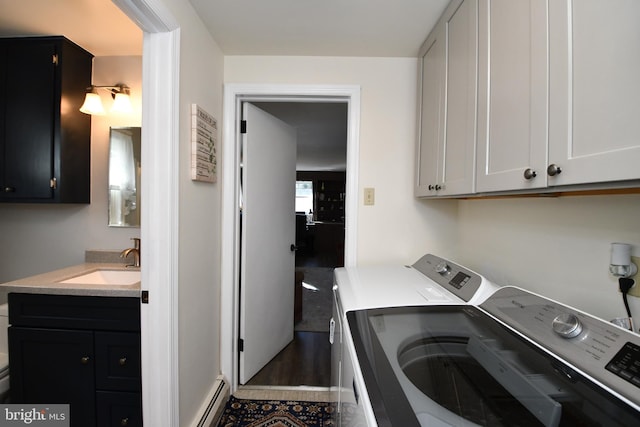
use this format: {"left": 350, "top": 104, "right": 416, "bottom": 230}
{"left": 119, "top": 357, "right": 127, "bottom": 366}
{"left": 547, "top": 164, "right": 562, "bottom": 177}
{"left": 4, "top": 187, "right": 15, "bottom": 193}
{"left": 120, "top": 418, "right": 129, "bottom": 426}
{"left": 428, "top": 184, "right": 435, "bottom": 191}
{"left": 523, "top": 168, "right": 537, "bottom": 180}
{"left": 80, "top": 356, "right": 90, "bottom": 365}
{"left": 435, "top": 185, "right": 442, "bottom": 191}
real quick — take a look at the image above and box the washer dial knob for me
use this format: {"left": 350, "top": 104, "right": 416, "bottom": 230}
{"left": 552, "top": 313, "right": 583, "bottom": 338}
{"left": 435, "top": 262, "right": 450, "bottom": 275}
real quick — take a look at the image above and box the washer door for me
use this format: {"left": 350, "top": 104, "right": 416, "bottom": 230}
{"left": 398, "top": 337, "right": 541, "bottom": 426}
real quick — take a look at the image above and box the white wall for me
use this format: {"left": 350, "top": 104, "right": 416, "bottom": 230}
{"left": 0, "top": 55, "right": 142, "bottom": 284}
{"left": 159, "top": 1, "right": 224, "bottom": 425}
{"left": 456, "top": 194, "right": 640, "bottom": 322}
{"left": 223, "top": 56, "right": 640, "bottom": 327}
{"left": 225, "top": 56, "right": 458, "bottom": 265}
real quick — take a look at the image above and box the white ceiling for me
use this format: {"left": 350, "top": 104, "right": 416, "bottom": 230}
{"left": 0, "top": 0, "right": 448, "bottom": 170}
{"left": 188, "top": 0, "right": 449, "bottom": 57}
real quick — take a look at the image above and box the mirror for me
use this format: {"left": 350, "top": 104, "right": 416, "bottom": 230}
{"left": 108, "top": 127, "right": 141, "bottom": 227}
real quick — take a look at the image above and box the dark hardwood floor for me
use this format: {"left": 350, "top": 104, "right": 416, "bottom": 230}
{"left": 246, "top": 331, "right": 331, "bottom": 387}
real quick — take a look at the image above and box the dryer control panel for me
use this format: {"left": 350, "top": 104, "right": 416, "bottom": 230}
{"left": 481, "top": 286, "right": 640, "bottom": 409}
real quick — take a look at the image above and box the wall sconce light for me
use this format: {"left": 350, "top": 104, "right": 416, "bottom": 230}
{"left": 80, "top": 84, "right": 132, "bottom": 115}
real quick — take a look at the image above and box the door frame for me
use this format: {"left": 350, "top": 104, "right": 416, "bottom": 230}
{"left": 113, "top": 0, "right": 180, "bottom": 425}
{"left": 221, "top": 84, "right": 361, "bottom": 390}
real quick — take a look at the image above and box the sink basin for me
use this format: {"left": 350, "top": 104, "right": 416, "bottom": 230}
{"left": 60, "top": 270, "right": 141, "bottom": 285}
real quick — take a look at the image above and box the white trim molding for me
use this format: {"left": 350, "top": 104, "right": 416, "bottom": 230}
{"left": 114, "top": 0, "right": 181, "bottom": 425}
{"left": 220, "top": 84, "right": 361, "bottom": 390}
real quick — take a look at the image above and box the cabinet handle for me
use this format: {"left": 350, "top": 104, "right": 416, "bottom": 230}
{"left": 80, "top": 356, "right": 90, "bottom": 364}
{"left": 547, "top": 164, "right": 562, "bottom": 177}
{"left": 120, "top": 418, "right": 129, "bottom": 426}
{"left": 119, "top": 357, "right": 127, "bottom": 366}
{"left": 523, "top": 168, "right": 537, "bottom": 180}
{"left": 4, "top": 187, "right": 15, "bottom": 193}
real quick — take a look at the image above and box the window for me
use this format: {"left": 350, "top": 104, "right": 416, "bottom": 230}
{"left": 295, "top": 181, "right": 313, "bottom": 213}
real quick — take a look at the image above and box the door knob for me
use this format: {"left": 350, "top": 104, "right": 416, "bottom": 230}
{"left": 523, "top": 168, "right": 537, "bottom": 180}
{"left": 547, "top": 164, "right": 562, "bottom": 176}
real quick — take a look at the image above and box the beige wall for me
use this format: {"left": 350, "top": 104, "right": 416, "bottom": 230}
{"left": 224, "top": 55, "right": 640, "bottom": 325}
{"left": 160, "top": 0, "right": 225, "bottom": 425}
{"left": 225, "top": 56, "right": 459, "bottom": 266}
{"left": 456, "top": 194, "right": 640, "bottom": 323}
{"left": 0, "top": 55, "right": 142, "bottom": 284}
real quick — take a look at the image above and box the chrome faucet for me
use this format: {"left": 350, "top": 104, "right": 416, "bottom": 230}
{"left": 120, "top": 238, "right": 141, "bottom": 268}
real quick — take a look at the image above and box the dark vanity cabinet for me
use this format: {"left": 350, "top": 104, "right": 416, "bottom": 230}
{"left": 0, "top": 36, "right": 92, "bottom": 203}
{"left": 8, "top": 293, "right": 142, "bottom": 427}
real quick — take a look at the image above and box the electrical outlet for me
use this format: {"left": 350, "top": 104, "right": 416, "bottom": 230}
{"left": 364, "top": 188, "right": 375, "bottom": 206}
{"left": 628, "top": 256, "right": 640, "bottom": 297}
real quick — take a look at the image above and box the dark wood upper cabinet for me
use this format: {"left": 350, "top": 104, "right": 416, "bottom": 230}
{"left": 0, "top": 36, "right": 92, "bottom": 203}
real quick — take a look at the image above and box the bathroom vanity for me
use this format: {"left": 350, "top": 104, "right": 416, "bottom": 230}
{"left": 0, "top": 262, "right": 142, "bottom": 427}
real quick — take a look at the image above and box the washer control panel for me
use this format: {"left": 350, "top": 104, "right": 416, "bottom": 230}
{"left": 606, "top": 342, "right": 640, "bottom": 388}
{"left": 481, "top": 287, "right": 640, "bottom": 408}
{"left": 412, "top": 254, "right": 482, "bottom": 302}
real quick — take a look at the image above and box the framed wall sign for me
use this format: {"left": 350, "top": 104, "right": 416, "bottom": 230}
{"left": 191, "top": 104, "right": 217, "bottom": 183}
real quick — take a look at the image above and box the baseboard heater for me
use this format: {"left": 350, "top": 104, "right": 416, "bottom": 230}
{"left": 195, "top": 375, "right": 230, "bottom": 427}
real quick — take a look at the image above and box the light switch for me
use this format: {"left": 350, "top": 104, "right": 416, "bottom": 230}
{"left": 364, "top": 188, "right": 375, "bottom": 206}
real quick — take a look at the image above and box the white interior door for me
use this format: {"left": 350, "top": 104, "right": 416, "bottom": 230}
{"left": 239, "top": 102, "right": 297, "bottom": 384}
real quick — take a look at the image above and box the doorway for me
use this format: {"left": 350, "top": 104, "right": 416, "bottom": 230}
{"left": 244, "top": 102, "right": 347, "bottom": 387}
{"left": 220, "top": 84, "right": 360, "bottom": 392}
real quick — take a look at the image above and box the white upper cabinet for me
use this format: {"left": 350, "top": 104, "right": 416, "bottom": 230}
{"left": 476, "top": 0, "right": 549, "bottom": 193}
{"left": 416, "top": 0, "right": 478, "bottom": 197}
{"left": 548, "top": 0, "right": 640, "bottom": 186}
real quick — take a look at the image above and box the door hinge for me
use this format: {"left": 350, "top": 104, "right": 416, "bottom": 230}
{"left": 238, "top": 338, "right": 244, "bottom": 352}
{"left": 240, "top": 120, "right": 247, "bottom": 134}
{"left": 52, "top": 54, "right": 59, "bottom": 66}
{"left": 50, "top": 177, "right": 57, "bottom": 189}
{"left": 141, "top": 290, "right": 149, "bottom": 304}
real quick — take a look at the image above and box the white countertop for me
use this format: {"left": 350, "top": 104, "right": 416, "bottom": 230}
{"left": 0, "top": 263, "right": 141, "bottom": 298}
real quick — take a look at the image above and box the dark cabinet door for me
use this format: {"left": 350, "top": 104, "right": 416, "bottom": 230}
{"left": 9, "top": 327, "right": 96, "bottom": 427}
{"left": 2, "top": 41, "right": 56, "bottom": 200}
{"left": 0, "top": 36, "right": 92, "bottom": 203}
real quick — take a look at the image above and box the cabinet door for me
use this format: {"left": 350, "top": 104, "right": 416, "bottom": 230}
{"left": 476, "top": 0, "right": 548, "bottom": 192}
{"left": 439, "top": 0, "right": 478, "bottom": 196}
{"left": 1, "top": 41, "right": 56, "bottom": 200}
{"left": 548, "top": 0, "right": 640, "bottom": 186}
{"left": 9, "top": 327, "right": 96, "bottom": 427}
{"left": 415, "top": 24, "right": 445, "bottom": 196}
{"left": 417, "top": 0, "right": 479, "bottom": 197}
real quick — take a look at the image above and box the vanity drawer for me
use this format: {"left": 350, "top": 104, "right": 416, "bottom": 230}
{"left": 95, "top": 331, "right": 141, "bottom": 391}
{"left": 9, "top": 293, "right": 140, "bottom": 331}
{"left": 96, "top": 391, "right": 143, "bottom": 427}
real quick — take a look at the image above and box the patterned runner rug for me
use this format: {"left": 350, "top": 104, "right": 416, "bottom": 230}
{"left": 217, "top": 396, "right": 334, "bottom": 426}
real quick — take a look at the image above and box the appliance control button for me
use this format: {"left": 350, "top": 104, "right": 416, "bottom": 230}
{"left": 552, "top": 313, "right": 583, "bottom": 338}
{"left": 435, "top": 262, "right": 450, "bottom": 275}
